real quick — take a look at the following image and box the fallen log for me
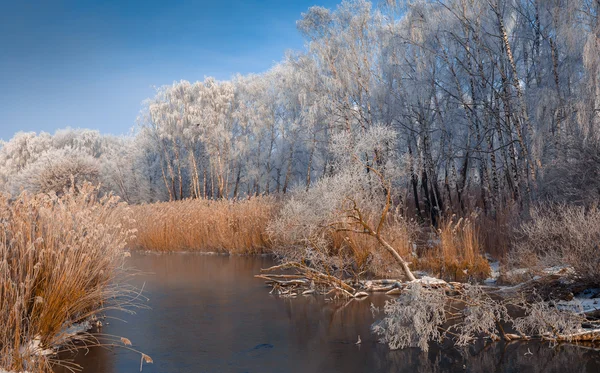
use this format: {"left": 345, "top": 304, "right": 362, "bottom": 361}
{"left": 385, "top": 288, "right": 402, "bottom": 295}
{"left": 353, "top": 291, "right": 369, "bottom": 298}
{"left": 365, "top": 279, "right": 403, "bottom": 285}
{"left": 262, "top": 262, "right": 355, "bottom": 293}
{"left": 254, "top": 275, "right": 308, "bottom": 286}
{"left": 370, "top": 285, "right": 395, "bottom": 292}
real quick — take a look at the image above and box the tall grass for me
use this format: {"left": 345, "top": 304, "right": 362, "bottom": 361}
{"left": 0, "top": 184, "right": 134, "bottom": 372}
{"left": 327, "top": 213, "right": 420, "bottom": 278}
{"left": 416, "top": 217, "right": 490, "bottom": 282}
{"left": 130, "top": 197, "right": 278, "bottom": 253}
{"left": 129, "top": 196, "right": 496, "bottom": 281}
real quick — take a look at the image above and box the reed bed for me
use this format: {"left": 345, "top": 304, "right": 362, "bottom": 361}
{"left": 0, "top": 183, "right": 135, "bottom": 372}
{"left": 129, "top": 196, "right": 493, "bottom": 282}
{"left": 130, "top": 196, "right": 278, "bottom": 253}
{"left": 415, "top": 217, "right": 490, "bottom": 282}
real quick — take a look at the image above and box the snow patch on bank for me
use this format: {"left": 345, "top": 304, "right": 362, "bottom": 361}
{"left": 413, "top": 276, "right": 446, "bottom": 285}
{"left": 18, "top": 336, "right": 53, "bottom": 357}
{"left": 556, "top": 288, "right": 600, "bottom": 314}
{"left": 484, "top": 259, "right": 500, "bottom": 284}
{"left": 1, "top": 320, "right": 94, "bottom": 373}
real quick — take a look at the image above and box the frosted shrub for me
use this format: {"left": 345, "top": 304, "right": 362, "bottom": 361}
{"left": 373, "top": 284, "right": 510, "bottom": 351}
{"left": 513, "top": 299, "right": 583, "bottom": 340}
{"left": 0, "top": 129, "right": 154, "bottom": 204}
{"left": 268, "top": 172, "right": 357, "bottom": 272}
{"left": 268, "top": 126, "right": 417, "bottom": 278}
{"left": 509, "top": 204, "right": 600, "bottom": 284}
{"left": 452, "top": 285, "right": 510, "bottom": 345}
{"left": 373, "top": 283, "right": 596, "bottom": 352}
{"left": 372, "top": 283, "right": 446, "bottom": 351}
{"left": 10, "top": 148, "right": 100, "bottom": 195}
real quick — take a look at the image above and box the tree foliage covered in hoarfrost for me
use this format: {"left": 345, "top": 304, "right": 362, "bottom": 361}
{"left": 0, "top": 0, "right": 598, "bottom": 215}
{"left": 0, "top": 129, "right": 157, "bottom": 203}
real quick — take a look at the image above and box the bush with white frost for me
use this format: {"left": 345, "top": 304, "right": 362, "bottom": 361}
{"left": 372, "top": 283, "right": 446, "bottom": 351}
{"left": 508, "top": 204, "right": 600, "bottom": 284}
{"left": 268, "top": 126, "right": 416, "bottom": 278}
{"left": 373, "top": 283, "right": 600, "bottom": 352}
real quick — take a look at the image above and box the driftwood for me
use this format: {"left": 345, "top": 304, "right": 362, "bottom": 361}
{"left": 261, "top": 262, "right": 355, "bottom": 292}
{"left": 385, "top": 288, "right": 402, "bottom": 295}
{"left": 258, "top": 262, "right": 464, "bottom": 299}
{"left": 258, "top": 264, "right": 600, "bottom": 351}
{"left": 499, "top": 330, "right": 600, "bottom": 342}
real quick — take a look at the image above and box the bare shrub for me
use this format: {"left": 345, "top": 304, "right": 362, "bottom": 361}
{"left": 0, "top": 184, "right": 136, "bottom": 372}
{"left": 130, "top": 196, "right": 277, "bottom": 253}
{"left": 508, "top": 203, "right": 600, "bottom": 284}
{"left": 477, "top": 205, "right": 519, "bottom": 260}
{"left": 538, "top": 138, "right": 600, "bottom": 205}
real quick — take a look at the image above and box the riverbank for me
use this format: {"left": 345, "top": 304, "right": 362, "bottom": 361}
{"left": 129, "top": 197, "right": 497, "bottom": 282}
{"left": 5, "top": 190, "right": 599, "bottom": 372}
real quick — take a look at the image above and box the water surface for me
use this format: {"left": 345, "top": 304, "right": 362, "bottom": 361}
{"left": 56, "top": 254, "right": 600, "bottom": 373}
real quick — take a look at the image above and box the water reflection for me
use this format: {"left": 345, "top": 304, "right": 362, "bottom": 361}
{"left": 55, "top": 254, "right": 600, "bottom": 373}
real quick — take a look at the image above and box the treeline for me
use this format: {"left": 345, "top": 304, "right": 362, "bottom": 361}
{"left": 1, "top": 0, "right": 599, "bottom": 221}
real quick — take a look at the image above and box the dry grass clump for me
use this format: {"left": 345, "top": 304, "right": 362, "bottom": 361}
{"left": 508, "top": 203, "right": 600, "bottom": 285}
{"left": 328, "top": 213, "right": 420, "bottom": 278}
{"left": 0, "top": 183, "right": 134, "bottom": 372}
{"left": 415, "top": 217, "right": 490, "bottom": 282}
{"left": 130, "top": 196, "right": 278, "bottom": 253}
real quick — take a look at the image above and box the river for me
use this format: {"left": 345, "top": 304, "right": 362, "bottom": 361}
{"left": 55, "top": 253, "right": 600, "bottom": 373}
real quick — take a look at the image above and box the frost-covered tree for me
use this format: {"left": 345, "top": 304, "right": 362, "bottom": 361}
{"left": 1, "top": 0, "right": 598, "bottom": 214}
{"left": 9, "top": 148, "right": 100, "bottom": 195}
{"left": 269, "top": 126, "right": 417, "bottom": 280}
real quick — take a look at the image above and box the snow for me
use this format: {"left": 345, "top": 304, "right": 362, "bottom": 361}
{"left": 55, "top": 321, "right": 92, "bottom": 344}
{"left": 542, "top": 265, "right": 575, "bottom": 276}
{"left": 3, "top": 320, "right": 95, "bottom": 373}
{"left": 484, "top": 259, "right": 500, "bottom": 284}
{"left": 501, "top": 265, "right": 576, "bottom": 283}
{"left": 18, "top": 336, "right": 53, "bottom": 357}
{"left": 556, "top": 288, "right": 600, "bottom": 314}
{"left": 413, "top": 276, "right": 446, "bottom": 285}
{"left": 556, "top": 298, "right": 600, "bottom": 314}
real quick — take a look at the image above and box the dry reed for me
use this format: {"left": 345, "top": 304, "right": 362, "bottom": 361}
{"left": 129, "top": 196, "right": 278, "bottom": 253}
{"left": 416, "top": 216, "right": 490, "bottom": 282}
{"left": 0, "top": 183, "right": 135, "bottom": 372}
{"left": 129, "top": 196, "right": 494, "bottom": 282}
{"left": 328, "top": 213, "right": 420, "bottom": 278}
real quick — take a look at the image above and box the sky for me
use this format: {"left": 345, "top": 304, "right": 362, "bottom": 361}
{"left": 0, "top": 0, "right": 340, "bottom": 141}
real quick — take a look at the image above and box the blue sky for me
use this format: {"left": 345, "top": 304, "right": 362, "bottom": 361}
{"left": 0, "top": 0, "right": 340, "bottom": 141}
